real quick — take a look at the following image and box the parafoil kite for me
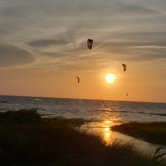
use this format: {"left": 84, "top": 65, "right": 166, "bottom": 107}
{"left": 87, "top": 39, "right": 93, "bottom": 49}
{"left": 75, "top": 76, "right": 80, "bottom": 83}
{"left": 122, "top": 64, "right": 127, "bottom": 71}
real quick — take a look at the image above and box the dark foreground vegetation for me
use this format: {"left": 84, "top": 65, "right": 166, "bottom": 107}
{"left": 0, "top": 109, "right": 165, "bottom": 166}
{"left": 111, "top": 122, "right": 166, "bottom": 146}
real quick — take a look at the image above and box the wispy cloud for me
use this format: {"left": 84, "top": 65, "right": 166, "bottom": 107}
{"left": 0, "top": 43, "right": 35, "bottom": 67}
{"left": 28, "top": 39, "right": 69, "bottom": 47}
{"left": 0, "top": 0, "right": 166, "bottom": 70}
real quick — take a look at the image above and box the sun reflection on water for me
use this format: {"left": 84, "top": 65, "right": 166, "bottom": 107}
{"left": 105, "top": 127, "right": 109, "bottom": 131}
{"left": 103, "top": 127, "right": 113, "bottom": 145}
{"left": 81, "top": 119, "right": 120, "bottom": 145}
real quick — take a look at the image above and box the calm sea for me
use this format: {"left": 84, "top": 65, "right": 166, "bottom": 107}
{"left": 0, "top": 95, "right": 166, "bottom": 124}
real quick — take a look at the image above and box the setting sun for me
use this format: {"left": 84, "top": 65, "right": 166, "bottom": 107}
{"left": 105, "top": 74, "right": 116, "bottom": 83}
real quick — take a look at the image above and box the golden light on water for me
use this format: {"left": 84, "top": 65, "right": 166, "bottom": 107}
{"left": 105, "top": 74, "right": 116, "bottom": 83}
{"left": 105, "top": 127, "right": 110, "bottom": 131}
{"left": 103, "top": 127, "right": 112, "bottom": 145}
{"left": 80, "top": 120, "right": 119, "bottom": 145}
{"left": 103, "top": 121, "right": 112, "bottom": 145}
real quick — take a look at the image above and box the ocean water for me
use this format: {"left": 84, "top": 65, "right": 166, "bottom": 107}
{"left": 0, "top": 95, "right": 166, "bottom": 124}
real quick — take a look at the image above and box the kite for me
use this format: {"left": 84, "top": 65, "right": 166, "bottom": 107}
{"left": 122, "top": 64, "right": 127, "bottom": 71}
{"left": 87, "top": 39, "right": 93, "bottom": 49}
{"left": 75, "top": 76, "right": 80, "bottom": 83}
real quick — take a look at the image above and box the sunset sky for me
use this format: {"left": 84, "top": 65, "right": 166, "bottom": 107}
{"left": 0, "top": 0, "right": 166, "bottom": 103}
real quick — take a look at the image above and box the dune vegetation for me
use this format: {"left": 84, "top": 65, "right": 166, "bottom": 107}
{"left": 0, "top": 109, "right": 165, "bottom": 166}
{"left": 111, "top": 122, "right": 166, "bottom": 146}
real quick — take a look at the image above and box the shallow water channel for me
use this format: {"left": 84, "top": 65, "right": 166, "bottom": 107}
{"left": 80, "top": 121, "right": 165, "bottom": 156}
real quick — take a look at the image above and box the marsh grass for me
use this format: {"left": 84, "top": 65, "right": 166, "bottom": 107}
{"left": 0, "top": 109, "right": 42, "bottom": 124}
{"left": 111, "top": 122, "right": 166, "bottom": 146}
{"left": 0, "top": 110, "right": 165, "bottom": 166}
{"left": 152, "top": 147, "right": 166, "bottom": 163}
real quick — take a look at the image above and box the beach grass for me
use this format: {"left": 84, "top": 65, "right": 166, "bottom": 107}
{"left": 0, "top": 110, "right": 165, "bottom": 166}
{"left": 111, "top": 122, "right": 166, "bottom": 146}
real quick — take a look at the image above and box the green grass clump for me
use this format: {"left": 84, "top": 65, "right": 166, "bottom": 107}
{"left": 111, "top": 122, "right": 166, "bottom": 146}
{"left": 0, "top": 109, "right": 42, "bottom": 124}
{"left": 0, "top": 110, "right": 165, "bottom": 166}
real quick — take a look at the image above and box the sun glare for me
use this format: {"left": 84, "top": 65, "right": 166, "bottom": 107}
{"left": 105, "top": 74, "right": 116, "bottom": 83}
